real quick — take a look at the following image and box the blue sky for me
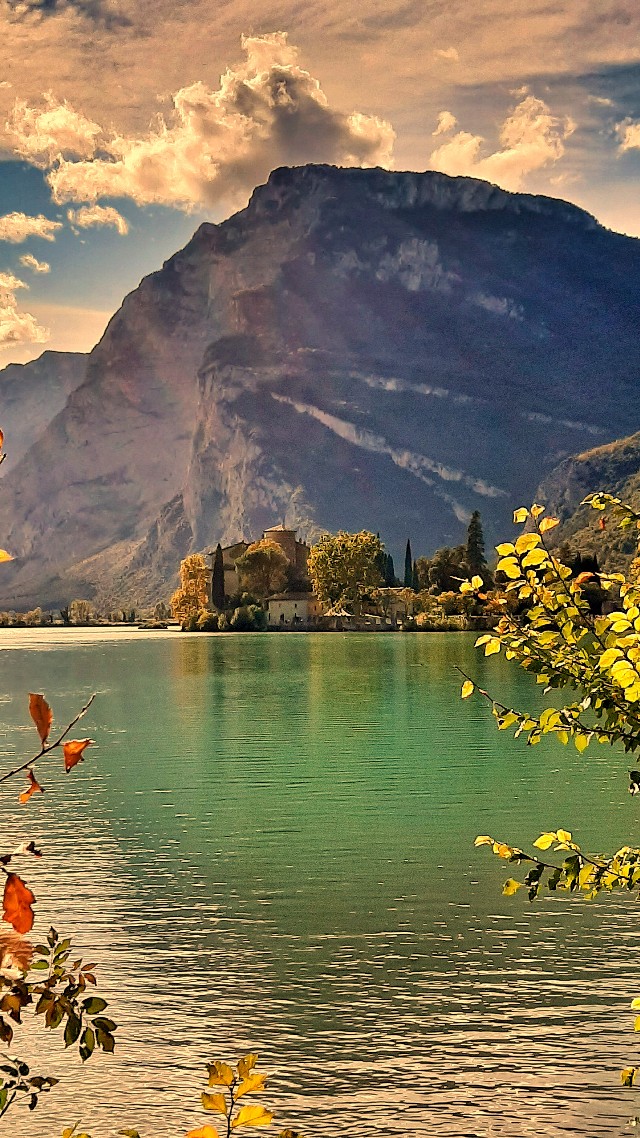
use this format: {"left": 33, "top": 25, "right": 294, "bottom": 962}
{"left": 1, "top": 2, "right": 640, "bottom": 365}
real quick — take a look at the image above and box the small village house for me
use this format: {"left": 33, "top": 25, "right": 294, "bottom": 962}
{"left": 267, "top": 591, "right": 324, "bottom": 628}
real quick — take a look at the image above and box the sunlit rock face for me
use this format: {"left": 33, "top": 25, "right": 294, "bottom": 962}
{"left": 532, "top": 432, "right": 640, "bottom": 572}
{"left": 0, "top": 351, "right": 86, "bottom": 472}
{"left": 0, "top": 163, "right": 640, "bottom": 608}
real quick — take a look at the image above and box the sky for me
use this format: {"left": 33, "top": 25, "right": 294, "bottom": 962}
{"left": 1, "top": 0, "right": 640, "bottom": 366}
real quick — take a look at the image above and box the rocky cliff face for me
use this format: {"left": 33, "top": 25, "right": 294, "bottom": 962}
{"left": 0, "top": 351, "right": 86, "bottom": 472}
{"left": 1, "top": 164, "right": 640, "bottom": 608}
{"left": 532, "top": 433, "right": 640, "bottom": 570}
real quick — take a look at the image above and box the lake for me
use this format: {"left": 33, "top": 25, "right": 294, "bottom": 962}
{"left": 0, "top": 629, "right": 638, "bottom": 1137}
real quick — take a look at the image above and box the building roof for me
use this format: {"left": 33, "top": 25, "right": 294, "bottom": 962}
{"left": 263, "top": 524, "right": 295, "bottom": 533}
{"left": 267, "top": 591, "right": 317, "bottom": 602}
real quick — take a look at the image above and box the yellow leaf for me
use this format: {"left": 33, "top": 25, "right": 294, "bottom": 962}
{"left": 521, "top": 549, "right": 547, "bottom": 568}
{"left": 461, "top": 680, "right": 474, "bottom": 699}
{"left": 237, "top": 1054, "right": 259, "bottom": 1079}
{"left": 574, "top": 734, "right": 590, "bottom": 753}
{"left": 208, "top": 1062, "right": 234, "bottom": 1087}
{"left": 231, "top": 1105, "right": 273, "bottom": 1128}
{"left": 533, "top": 832, "right": 557, "bottom": 851}
{"left": 496, "top": 558, "right": 521, "bottom": 579}
{"left": 531, "top": 504, "right": 545, "bottom": 518}
{"left": 502, "top": 878, "right": 522, "bottom": 896}
{"left": 236, "top": 1074, "right": 268, "bottom": 1099}
{"left": 513, "top": 508, "right": 529, "bottom": 524}
{"left": 187, "top": 1128, "right": 221, "bottom": 1138}
{"left": 0, "top": 549, "right": 13, "bottom": 563}
{"left": 634, "top": 1016, "right": 640, "bottom": 1033}
{"left": 459, "top": 580, "right": 473, "bottom": 594}
{"left": 484, "top": 639, "right": 501, "bottom": 656}
{"left": 474, "top": 835, "right": 493, "bottom": 847}
{"left": 202, "top": 1092, "right": 228, "bottom": 1114}
{"left": 515, "top": 533, "right": 541, "bottom": 554}
{"left": 556, "top": 829, "right": 572, "bottom": 843}
{"left": 621, "top": 1067, "right": 637, "bottom": 1087}
{"left": 498, "top": 712, "right": 518, "bottom": 730}
{"left": 475, "top": 634, "right": 491, "bottom": 647}
{"left": 539, "top": 516, "right": 560, "bottom": 533}
{"left": 471, "top": 574, "right": 483, "bottom": 589}
{"left": 495, "top": 543, "right": 515, "bottom": 557}
{"left": 630, "top": 999, "right": 640, "bottom": 1010}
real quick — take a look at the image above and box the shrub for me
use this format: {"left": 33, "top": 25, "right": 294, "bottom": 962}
{"left": 197, "top": 610, "right": 219, "bottom": 631}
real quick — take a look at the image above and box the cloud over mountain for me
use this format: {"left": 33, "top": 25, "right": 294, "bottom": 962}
{"left": 430, "top": 95, "right": 574, "bottom": 190}
{"left": 0, "top": 272, "right": 49, "bottom": 347}
{"left": 7, "top": 33, "right": 395, "bottom": 212}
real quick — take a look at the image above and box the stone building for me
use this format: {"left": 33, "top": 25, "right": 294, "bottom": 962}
{"left": 267, "top": 592, "right": 324, "bottom": 628}
{"left": 213, "top": 526, "right": 310, "bottom": 600}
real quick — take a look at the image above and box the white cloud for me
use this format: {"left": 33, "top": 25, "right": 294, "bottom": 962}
{"left": 19, "top": 253, "right": 50, "bottom": 273}
{"left": 0, "top": 272, "right": 49, "bottom": 346}
{"left": 7, "top": 32, "right": 395, "bottom": 212}
{"left": 617, "top": 120, "right": 640, "bottom": 152}
{"left": 430, "top": 95, "right": 574, "bottom": 191}
{"left": 0, "top": 212, "right": 62, "bottom": 243}
{"left": 7, "top": 92, "right": 102, "bottom": 163}
{"left": 433, "top": 110, "right": 457, "bottom": 137}
{"left": 435, "top": 47, "right": 459, "bottom": 62}
{"left": 67, "top": 204, "right": 129, "bottom": 234}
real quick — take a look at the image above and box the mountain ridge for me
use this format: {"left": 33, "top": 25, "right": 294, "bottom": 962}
{"left": 0, "top": 163, "right": 639, "bottom": 608}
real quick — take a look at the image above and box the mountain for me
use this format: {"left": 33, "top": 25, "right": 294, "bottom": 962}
{"left": 533, "top": 432, "right": 640, "bottom": 570}
{"left": 1, "top": 163, "right": 640, "bottom": 609}
{"left": 0, "top": 351, "right": 86, "bottom": 473}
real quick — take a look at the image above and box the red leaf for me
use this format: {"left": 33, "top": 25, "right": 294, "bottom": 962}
{"left": 63, "top": 739, "right": 93, "bottom": 773}
{"left": 2, "top": 873, "right": 35, "bottom": 935}
{"left": 28, "top": 694, "right": 52, "bottom": 745}
{"left": 19, "top": 769, "right": 43, "bottom": 805}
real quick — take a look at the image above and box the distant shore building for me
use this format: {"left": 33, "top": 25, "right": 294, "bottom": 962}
{"left": 262, "top": 524, "right": 310, "bottom": 575}
{"left": 214, "top": 525, "right": 310, "bottom": 600}
{"left": 267, "top": 591, "right": 323, "bottom": 628}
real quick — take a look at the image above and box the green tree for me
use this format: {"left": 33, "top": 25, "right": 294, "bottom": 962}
{"left": 307, "top": 531, "right": 384, "bottom": 613}
{"left": 466, "top": 510, "right": 489, "bottom": 581}
{"left": 425, "top": 545, "right": 468, "bottom": 593}
{"left": 211, "top": 542, "right": 225, "bottom": 610}
{"left": 404, "top": 539, "right": 413, "bottom": 588}
{"left": 171, "top": 553, "right": 210, "bottom": 624}
{"left": 384, "top": 552, "right": 396, "bottom": 587}
{"left": 235, "top": 539, "right": 289, "bottom": 600}
{"left": 460, "top": 495, "right": 640, "bottom": 1085}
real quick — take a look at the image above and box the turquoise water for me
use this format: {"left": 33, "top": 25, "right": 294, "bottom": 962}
{"left": 0, "top": 629, "right": 638, "bottom": 1137}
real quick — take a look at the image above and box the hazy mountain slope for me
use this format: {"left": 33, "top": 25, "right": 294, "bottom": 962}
{"left": 533, "top": 432, "right": 640, "bottom": 570}
{"left": 0, "top": 351, "right": 87, "bottom": 472}
{"left": 0, "top": 164, "right": 639, "bottom": 608}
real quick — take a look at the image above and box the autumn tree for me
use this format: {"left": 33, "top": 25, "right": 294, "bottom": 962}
{"left": 69, "top": 599, "right": 94, "bottom": 625}
{"left": 171, "top": 553, "right": 211, "bottom": 623}
{"left": 235, "top": 539, "right": 289, "bottom": 600}
{"left": 459, "top": 495, "right": 640, "bottom": 1086}
{"left": 307, "top": 531, "right": 384, "bottom": 613}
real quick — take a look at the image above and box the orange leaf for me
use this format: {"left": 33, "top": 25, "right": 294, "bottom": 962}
{"left": 19, "top": 768, "right": 43, "bottom": 805}
{"left": 63, "top": 739, "right": 94, "bottom": 773}
{"left": 28, "top": 694, "right": 52, "bottom": 745}
{"left": 186, "top": 1128, "right": 220, "bottom": 1138}
{"left": 0, "top": 428, "right": 4, "bottom": 451}
{"left": 2, "top": 873, "right": 35, "bottom": 935}
{"left": 0, "top": 931, "right": 33, "bottom": 977}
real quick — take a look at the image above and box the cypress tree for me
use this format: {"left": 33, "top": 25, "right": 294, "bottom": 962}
{"left": 385, "top": 554, "right": 396, "bottom": 587}
{"left": 212, "top": 542, "right": 225, "bottom": 610}
{"left": 466, "top": 511, "right": 487, "bottom": 577}
{"left": 404, "top": 540, "right": 413, "bottom": 588}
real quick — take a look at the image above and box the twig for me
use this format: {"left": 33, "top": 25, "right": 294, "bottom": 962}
{"left": 0, "top": 693, "right": 97, "bottom": 786}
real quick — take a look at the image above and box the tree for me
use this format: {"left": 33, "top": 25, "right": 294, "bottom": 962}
{"left": 235, "top": 539, "right": 289, "bottom": 599}
{"left": 425, "top": 544, "right": 468, "bottom": 593}
{"left": 69, "top": 599, "right": 94, "bottom": 625}
{"left": 171, "top": 553, "right": 210, "bottom": 624}
{"left": 384, "top": 552, "right": 396, "bottom": 587}
{"left": 412, "top": 560, "right": 419, "bottom": 592}
{"left": 307, "top": 531, "right": 384, "bottom": 613}
{"left": 459, "top": 495, "right": 640, "bottom": 1085}
{"left": 466, "top": 510, "right": 488, "bottom": 580}
{"left": 211, "top": 542, "right": 225, "bottom": 610}
{"left": 404, "top": 539, "right": 413, "bottom": 588}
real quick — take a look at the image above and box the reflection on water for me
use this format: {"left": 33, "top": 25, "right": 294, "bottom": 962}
{"left": 0, "top": 629, "right": 637, "bottom": 1136}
